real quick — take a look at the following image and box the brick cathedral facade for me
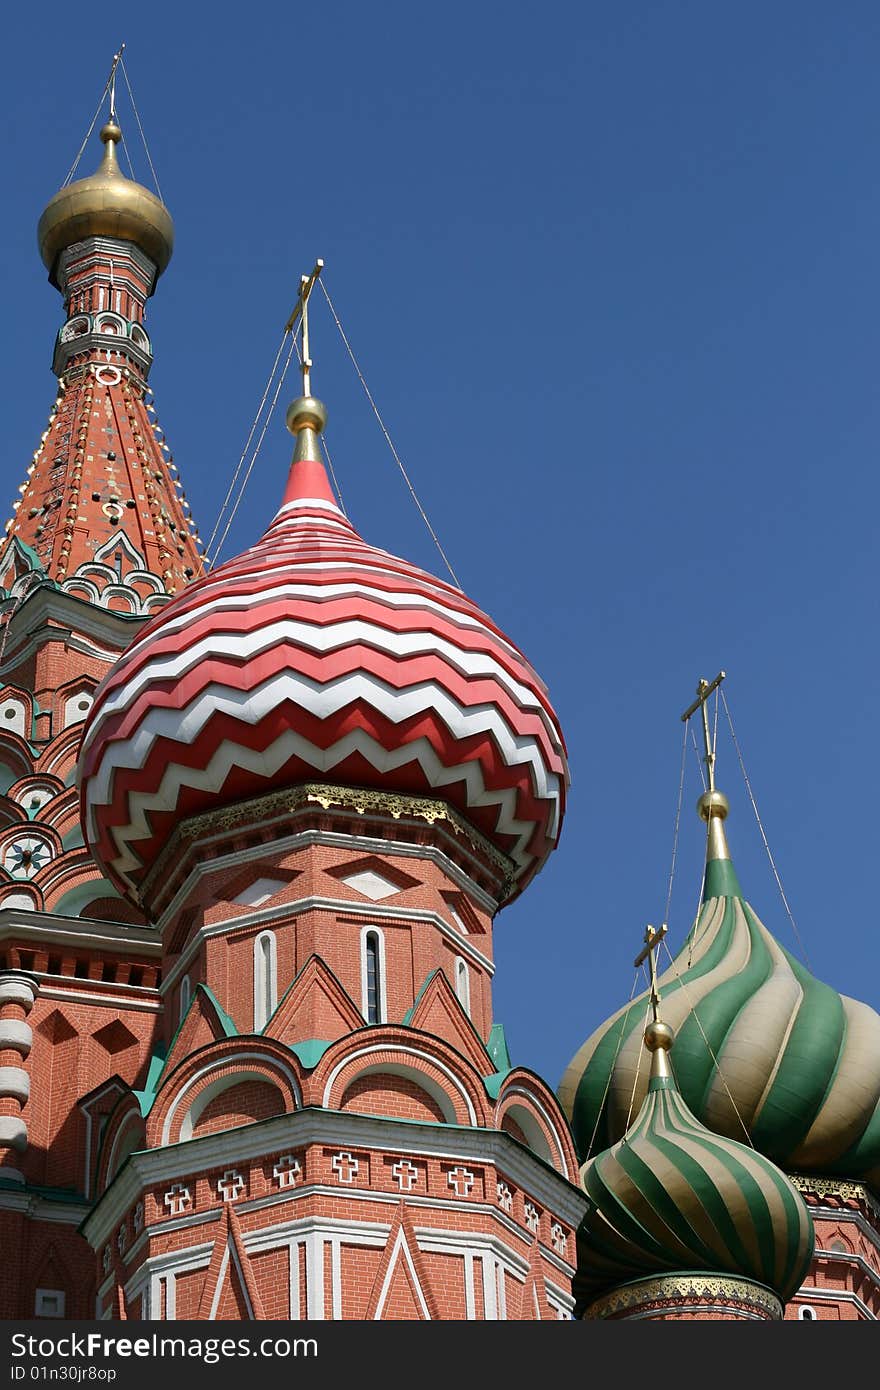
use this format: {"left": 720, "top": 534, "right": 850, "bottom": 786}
{"left": 0, "top": 109, "right": 876, "bottom": 1323}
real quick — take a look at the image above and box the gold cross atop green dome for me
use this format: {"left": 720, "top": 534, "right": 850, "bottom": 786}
{"left": 559, "top": 784, "right": 880, "bottom": 1190}
{"left": 573, "top": 1016, "right": 814, "bottom": 1316}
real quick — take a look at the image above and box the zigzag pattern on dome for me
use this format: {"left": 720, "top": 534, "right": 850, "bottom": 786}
{"left": 80, "top": 450, "right": 569, "bottom": 902}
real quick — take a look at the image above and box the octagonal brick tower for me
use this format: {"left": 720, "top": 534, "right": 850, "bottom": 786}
{"left": 0, "top": 115, "right": 205, "bottom": 1317}
{"left": 77, "top": 388, "right": 584, "bottom": 1320}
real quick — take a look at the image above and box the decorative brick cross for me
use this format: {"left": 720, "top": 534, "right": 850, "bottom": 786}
{"left": 102, "top": 1246, "right": 111, "bottom": 1275}
{"left": 524, "top": 1201, "right": 540, "bottom": 1232}
{"left": 447, "top": 1166, "right": 475, "bottom": 1198}
{"left": 217, "top": 1169, "right": 245, "bottom": 1202}
{"left": 497, "top": 1182, "right": 513, "bottom": 1212}
{"left": 116, "top": 1224, "right": 127, "bottom": 1254}
{"left": 133, "top": 1201, "right": 144, "bottom": 1235}
{"left": 550, "top": 1221, "right": 567, "bottom": 1254}
{"left": 273, "top": 1154, "right": 301, "bottom": 1189}
{"left": 331, "top": 1151, "right": 359, "bottom": 1184}
{"left": 164, "top": 1183, "right": 191, "bottom": 1217}
{"left": 392, "top": 1159, "right": 419, "bottom": 1192}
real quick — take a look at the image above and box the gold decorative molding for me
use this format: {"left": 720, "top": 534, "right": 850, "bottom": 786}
{"left": 584, "top": 1273, "right": 782, "bottom": 1321}
{"left": 141, "top": 780, "right": 517, "bottom": 907}
{"left": 788, "top": 1173, "right": 880, "bottom": 1223}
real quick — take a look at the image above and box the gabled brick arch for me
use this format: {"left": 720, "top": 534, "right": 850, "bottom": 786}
{"left": 494, "top": 1068, "right": 579, "bottom": 1180}
{"left": 0, "top": 732, "right": 35, "bottom": 792}
{"left": 309, "top": 1026, "right": 493, "bottom": 1128}
{"left": 147, "top": 1037, "right": 303, "bottom": 1148}
{"left": 35, "top": 724, "right": 84, "bottom": 781}
{"left": 97, "top": 1095, "right": 147, "bottom": 1191}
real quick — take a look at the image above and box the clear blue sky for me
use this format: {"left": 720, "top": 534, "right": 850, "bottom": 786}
{"left": 3, "top": 2, "right": 878, "bottom": 1094}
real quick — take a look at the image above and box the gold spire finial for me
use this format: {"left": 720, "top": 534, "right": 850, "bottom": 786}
{"left": 634, "top": 923, "right": 673, "bottom": 1077}
{"left": 284, "top": 259, "right": 327, "bottom": 461}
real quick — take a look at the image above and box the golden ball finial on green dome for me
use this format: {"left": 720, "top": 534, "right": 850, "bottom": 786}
{"left": 37, "top": 122, "right": 174, "bottom": 286}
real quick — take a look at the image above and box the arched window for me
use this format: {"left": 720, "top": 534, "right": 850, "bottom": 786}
{"left": 798, "top": 1305, "right": 817, "bottom": 1320}
{"left": 253, "top": 931, "right": 277, "bottom": 1030}
{"left": 178, "top": 974, "right": 191, "bottom": 1025}
{"left": 360, "top": 927, "right": 386, "bottom": 1024}
{"left": 455, "top": 957, "right": 471, "bottom": 1016}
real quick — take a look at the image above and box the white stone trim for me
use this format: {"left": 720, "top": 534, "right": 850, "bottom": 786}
{"left": 0, "top": 907, "right": 159, "bottom": 953}
{"left": 82, "top": 1109, "right": 587, "bottom": 1249}
{"left": 0, "top": 1189, "right": 88, "bottom": 1223}
{"left": 800, "top": 1204, "right": 880, "bottom": 1251}
{"left": 0, "top": 977, "right": 38, "bottom": 1010}
{"left": 306, "top": 1232, "right": 324, "bottom": 1320}
{"left": 38, "top": 986, "right": 161, "bottom": 1013}
{"left": 372, "top": 1225, "right": 431, "bottom": 1319}
{"left": 0, "top": 1116, "right": 27, "bottom": 1149}
{"left": 0, "top": 1019, "right": 32, "bottom": 1055}
{"left": 0, "top": 1066, "right": 29, "bottom": 1103}
{"left": 34, "top": 1289, "right": 65, "bottom": 1318}
{"left": 792, "top": 1287, "right": 875, "bottom": 1319}
{"left": 330, "top": 1237, "right": 343, "bottom": 1319}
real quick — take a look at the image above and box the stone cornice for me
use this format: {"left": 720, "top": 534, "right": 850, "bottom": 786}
{"left": 156, "top": 825, "right": 499, "bottom": 929}
{"left": 81, "top": 1106, "right": 588, "bottom": 1249}
{"left": 0, "top": 1186, "right": 89, "bottom": 1224}
{"left": 0, "top": 585, "right": 145, "bottom": 668}
{"left": 143, "top": 782, "right": 516, "bottom": 913}
{"left": 0, "top": 906, "right": 160, "bottom": 953}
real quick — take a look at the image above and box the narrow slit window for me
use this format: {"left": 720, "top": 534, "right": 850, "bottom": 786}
{"left": 365, "top": 932, "right": 380, "bottom": 1024}
{"left": 455, "top": 957, "right": 471, "bottom": 1016}
{"left": 253, "top": 931, "right": 277, "bottom": 1030}
{"left": 179, "top": 974, "right": 190, "bottom": 1025}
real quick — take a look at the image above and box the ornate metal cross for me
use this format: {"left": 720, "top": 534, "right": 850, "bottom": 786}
{"left": 284, "top": 259, "right": 324, "bottom": 397}
{"left": 681, "top": 670, "right": 726, "bottom": 792}
{"left": 634, "top": 922, "right": 668, "bottom": 1023}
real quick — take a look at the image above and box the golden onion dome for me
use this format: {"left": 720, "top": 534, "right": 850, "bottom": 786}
{"left": 38, "top": 123, "right": 174, "bottom": 286}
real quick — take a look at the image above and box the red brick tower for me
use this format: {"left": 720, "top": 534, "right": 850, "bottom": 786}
{"left": 0, "top": 121, "right": 585, "bottom": 1319}
{"left": 75, "top": 312, "right": 584, "bottom": 1317}
{"left": 0, "top": 119, "right": 203, "bottom": 1317}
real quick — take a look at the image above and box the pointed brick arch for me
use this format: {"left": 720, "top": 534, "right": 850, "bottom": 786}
{"left": 197, "top": 1207, "right": 265, "bottom": 1320}
{"left": 494, "top": 1070, "right": 579, "bottom": 1180}
{"left": 365, "top": 1203, "right": 439, "bottom": 1320}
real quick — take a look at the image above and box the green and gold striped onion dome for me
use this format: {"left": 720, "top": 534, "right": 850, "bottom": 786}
{"left": 559, "top": 842, "right": 880, "bottom": 1188}
{"left": 573, "top": 1054, "right": 814, "bottom": 1311}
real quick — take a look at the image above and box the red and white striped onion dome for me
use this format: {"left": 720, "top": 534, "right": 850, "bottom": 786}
{"left": 78, "top": 397, "right": 569, "bottom": 904}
